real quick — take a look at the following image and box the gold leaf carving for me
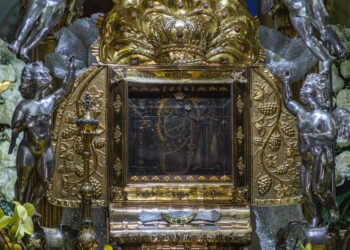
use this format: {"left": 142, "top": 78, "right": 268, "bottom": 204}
{"left": 171, "top": 192, "right": 190, "bottom": 200}
{"left": 221, "top": 175, "right": 231, "bottom": 182}
{"left": 112, "top": 187, "right": 127, "bottom": 201}
{"left": 130, "top": 176, "right": 140, "bottom": 182}
{"left": 113, "top": 95, "right": 123, "bottom": 114}
{"left": 141, "top": 176, "right": 150, "bottom": 182}
{"left": 268, "top": 133, "right": 282, "bottom": 152}
{"left": 237, "top": 157, "right": 245, "bottom": 176}
{"left": 236, "top": 186, "right": 249, "bottom": 202}
{"left": 251, "top": 69, "right": 301, "bottom": 204}
{"left": 280, "top": 121, "right": 296, "bottom": 137}
{"left": 97, "top": 0, "right": 261, "bottom": 66}
{"left": 49, "top": 66, "right": 108, "bottom": 208}
{"left": 231, "top": 71, "right": 248, "bottom": 84}
{"left": 113, "top": 157, "right": 122, "bottom": 178}
{"left": 203, "top": 189, "right": 224, "bottom": 199}
{"left": 151, "top": 176, "right": 160, "bottom": 181}
{"left": 257, "top": 175, "right": 272, "bottom": 196}
{"left": 236, "top": 95, "right": 244, "bottom": 114}
{"left": 174, "top": 176, "right": 183, "bottom": 181}
{"left": 137, "top": 190, "right": 156, "bottom": 199}
{"left": 114, "top": 125, "right": 122, "bottom": 144}
{"left": 198, "top": 176, "right": 207, "bottom": 182}
{"left": 237, "top": 127, "right": 244, "bottom": 144}
{"left": 209, "top": 176, "right": 219, "bottom": 182}
{"left": 258, "top": 102, "right": 278, "bottom": 116}
{"left": 186, "top": 176, "right": 194, "bottom": 181}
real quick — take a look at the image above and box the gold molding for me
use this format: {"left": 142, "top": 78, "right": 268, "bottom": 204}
{"left": 111, "top": 184, "right": 236, "bottom": 204}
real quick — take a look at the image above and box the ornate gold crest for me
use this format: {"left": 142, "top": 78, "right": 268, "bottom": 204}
{"left": 93, "top": 0, "right": 262, "bottom": 65}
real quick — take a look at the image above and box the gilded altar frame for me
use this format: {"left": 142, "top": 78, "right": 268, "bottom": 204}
{"left": 48, "top": 63, "right": 301, "bottom": 248}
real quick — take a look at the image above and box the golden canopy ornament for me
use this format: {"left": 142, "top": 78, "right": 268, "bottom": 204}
{"left": 93, "top": 0, "right": 263, "bottom": 65}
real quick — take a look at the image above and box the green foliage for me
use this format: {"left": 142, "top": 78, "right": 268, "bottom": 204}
{"left": 0, "top": 51, "right": 12, "bottom": 65}
{"left": 0, "top": 201, "right": 38, "bottom": 250}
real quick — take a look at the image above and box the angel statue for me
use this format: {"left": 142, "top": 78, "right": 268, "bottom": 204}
{"left": 263, "top": 0, "right": 347, "bottom": 74}
{"left": 8, "top": 0, "right": 67, "bottom": 62}
{"left": 282, "top": 71, "right": 350, "bottom": 227}
{"left": 8, "top": 57, "right": 76, "bottom": 208}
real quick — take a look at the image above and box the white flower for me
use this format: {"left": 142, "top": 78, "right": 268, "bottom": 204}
{"left": 336, "top": 89, "right": 350, "bottom": 110}
{"left": 332, "top": 65, "right": 345, "bottom": 93}
{"left": 340, "top": 60, "right": 350, "bottom": 80}
{"left": 336, "top": 151, "right": 350, "bottom": 184}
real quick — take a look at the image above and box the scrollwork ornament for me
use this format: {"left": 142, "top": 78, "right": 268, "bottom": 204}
{"left": 112, "top": 187, "right": 127, "bottom": 201}
{"left": 236, "top": 95, "right": 244, "bottom": 114}
{"left": 114, "top": 95, "right": 123, "bottom": 114}
{"left": 237, "top": 157, "right": 246, "bottom": 176}
{"left": 113, "top": 157, "right": 122, "bottom": 178}
{"left": 231, "top": 70, "right": 248, "bottom": 84}
{"left": 114, "top": 125, "right": 122, "bottom": 144}
{"left": 237, "top": 127, "right": 244, "bottom": 145}
{"left": 235, "top": 186, "right": 249, "bottom": 202}
{"left": 111, "top": 68, "right": 127, "bottom": 84}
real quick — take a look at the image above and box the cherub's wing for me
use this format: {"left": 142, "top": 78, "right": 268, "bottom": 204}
{"left": 332, "top": 108, "right": 350, "bottom": 144}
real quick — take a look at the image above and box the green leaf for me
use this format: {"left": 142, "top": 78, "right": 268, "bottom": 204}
{"left": 22, "top": 217, "right": 34, "bottom": 235}
{"left": 12, "top": 201, "right": 20, "bottom": 207}
{"left": 0, "top": 208, "right": 4, "bottom": 218}
{"left": 0, "top": 215, "right": 11, "bottom": 230}
{"left": 23, "top": 203, "right": 35, "bottom": 218}
{"left": 104, "top": 245, "right": 113, "bottom": 250}
{"left": 15, "top": 204, "right": 27, "bottom": 221}
{"left": 15, "top": 224, "right": 25, "bottom": 240}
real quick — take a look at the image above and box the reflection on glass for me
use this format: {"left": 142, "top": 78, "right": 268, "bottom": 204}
{"left": 128, "top": 84, "right": 232, "bottom": 180}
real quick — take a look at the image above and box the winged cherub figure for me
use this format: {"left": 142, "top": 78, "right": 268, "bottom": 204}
{"left": 282, "top": 71, "right": 350, "bottom": 226}
{"left": 264, "top": 0, "right": 347, "bottom": 74}
{"left": 8, "top": 57, "right": 76, "bottom": 208}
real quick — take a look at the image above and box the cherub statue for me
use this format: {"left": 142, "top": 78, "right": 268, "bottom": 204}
{"left": 8, "top": 0, "right": 67, "bottom": 62}
{"left": 309, "top": 0, "right": 347, "bottom": 58}
{"left": 267, "top": 0, "right": 347, "bottom": 74}
{"left": 282, "top": 72, "right": 350, "bottom": 226}
{"left": 8, "top": 57, "right": 76, "bottom": 208}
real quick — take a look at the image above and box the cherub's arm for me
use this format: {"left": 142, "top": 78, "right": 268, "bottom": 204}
{"left": 282, "top": 73, "right": 304, "bottom": 117}
{"left": 8, "top": 103, "right": 25, "bottom": 154}
{"left": 53, "top": 56, "right": 76, "bottom": 106}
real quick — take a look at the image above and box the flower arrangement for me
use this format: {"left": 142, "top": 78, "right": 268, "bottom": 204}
{"left": 331, "top": 24, "right": 350, "bottom": 229}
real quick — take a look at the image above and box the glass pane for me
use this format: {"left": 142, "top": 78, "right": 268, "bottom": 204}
{"left": 127, "top": 84, "right": 232, "bottom": 182}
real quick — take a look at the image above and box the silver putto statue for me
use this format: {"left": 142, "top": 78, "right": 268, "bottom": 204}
{"left": 8, "top": 57, "right": 76, "bottom": 207}
{"left": 265, "top": 0, "right": 347, "bottom": 74}
{"left": 8, "top": 0, "right": 67, "bottom": 62}
{"left": 282, "top": 72, "right": 350, "bottom": 227}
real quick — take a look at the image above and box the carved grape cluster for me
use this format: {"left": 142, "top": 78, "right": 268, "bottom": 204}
{"left": 257, "top": 174, "right": 272, "bottom": 196}
{"left": 90, "top": 177, "right": 102, "bottom": 198}
{"left": 268, "top": 133, "right": 282, "bottom": 152}
{"left": 280, "top": 121, "right": 296, "bottom": 137}
{"left": 258, "top": 102, "right": 278, "bottom": 116}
